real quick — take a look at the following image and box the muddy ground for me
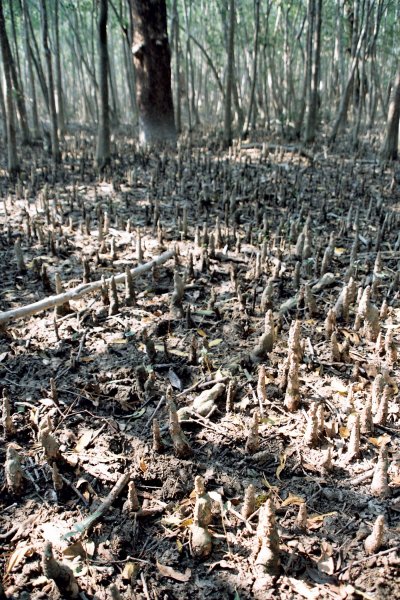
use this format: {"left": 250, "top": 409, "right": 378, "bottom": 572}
{"left": 0, "top": 131, "right": 399, "bottom": 599}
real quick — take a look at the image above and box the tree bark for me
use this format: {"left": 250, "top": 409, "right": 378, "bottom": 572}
{"left": 305, "top": 0, "right": 322, "bottom": 143}
{"left": 0, "top": 74, "right": 7, "bottom": 141}
{"left": 22, "top": 0, "right": 40, "bottom": 138}
{"left": 171, "top": 0, "right": 181, "bottom": 133}
{"left": 0, "top": 0, "right": 19, "bottom": 174}
{"left": 381, "top": 65, "right": 400, "bottom": 161}
{"left": 96, "top": 0, "right": 111, "bottom": 169}
{"left": 0, "top": 0, "right": 30, "bottom": 145}
{"left": 54, "top": 0, "right": 66, "bottom": 133}
{"left": 129, "top": 0, "right": 176, "bottom": 144}
{"left": 243, "top": 0, "right": 261, "bottom": 137}
{"left": 40, "top": 0, "right": 61, "bottom": 162}
{"left": 329, "top": 12, "right": 369, "bottom": 145}
{"left": 223, "top": 0, "right": 235, "bottom": 148}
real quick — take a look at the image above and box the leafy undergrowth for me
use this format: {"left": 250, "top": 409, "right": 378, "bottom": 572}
{"left": 0, "top": 132, "right": 399, "bottom": 600}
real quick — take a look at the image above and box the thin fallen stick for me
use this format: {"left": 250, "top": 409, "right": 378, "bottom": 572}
{"left": 62, "top": 471, "right": 131, "bottom": 540}
{"left": 0, "top": 248, "right": 175, "bottom": 326}
{"left": 346, "top": 468, "right": 374, "bottom": 486}
{"left": 145, "top": 395, "right": 165, "bottom": 428}
{"left": 336, "top": 544, "right": 400, "bottom": 574}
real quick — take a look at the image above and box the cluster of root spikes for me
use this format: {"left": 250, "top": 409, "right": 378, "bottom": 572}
{"left": 0, "top": 137, "right": 399, "bottom": 598}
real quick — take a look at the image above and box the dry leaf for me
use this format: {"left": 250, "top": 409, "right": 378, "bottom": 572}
{"left": 208, "top": 491, "right": 223, "bottom": 503}
{"left": 197, "top": 329, "right": 207, "bottom": 337}
{"left": 74, "top": 430, "right": 94, "bottom": 452}
{"left": 317, "top": 541, "right": 335, "bottom": 575}
{"left": 168, "top": 368, "right": 183, "bottom": 390}
{"left": 276, "top": 452, "right": 287, "bottom": 480}
{"left": 207, "top": 559, "right": 236, "bottom": 572}
{"left": 122, "top": 561, "right": 139, "bottom": 580}
{"left": 287, "top": 577, "right": 320, "bottom": 599}
{"left": 82, "top": 540, "right": 95, "bottom": 557}
{"left": 6, "top": 544, "right": 34, "bottom": 574}
{"left": 307, "top": 512, "right": 337, "bottom": 530}
{"left": 40, "top": 398, "right": 56, "bottom": 407}
{"left": 63, "top": 542, "right": 86, "bottom": 560}
{"left": 281, "top": 494, "right": 305, "bottom": 507}
{"left": 339, "top": 426, "right": 350, "bottom": 439}
{"left": 139, "top": 458, "right": 148, "bottom": 473}
{"left": 331, "top": 379, "right": 347, "bottom": 394}
{"left": 368, "top": 434, "right": 391, "bottom": 447}
{"left": 209, "top": 338, "right": 223, "bottom": 347}
{"left": 169, "top": 349, "right": 188, "bottom": 357}
{"left": 179, "top": 517, "right": 193, "bottom": 529}
{"left": 342, "top": 329, "right": 361, "bottom": 344}
{"left": 156, "top": 561, "right": 191, "bottom": 582}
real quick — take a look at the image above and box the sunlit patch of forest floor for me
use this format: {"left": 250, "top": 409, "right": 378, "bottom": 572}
{"left": 0, "top": 130, "right": 399, "bottom": 599}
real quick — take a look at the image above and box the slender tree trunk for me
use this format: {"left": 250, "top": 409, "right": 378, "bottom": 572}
{"left": 54, "top": 0, "right": 66, "bottom": 133}
{"left": 329, "top": 11, "right": 370, "bottom": 144}
{"left": 96, "top": 0, "right": 111, "bottom": 169}
{"left": 22, "top": 0, "right": 40, "bottom": 137}
{"left": 171, "top": 0, "right": 181, "bottom": 133}
{"left": 352, "top": 46, "right": 366, "bottom": 148}
{"left": 108, "top": 45, "right": 120, "bottom": 126}
{"left": 243, "top": 0, "right": 260, "bottom": 137}
{"left": 223, "top": 0, "right": 235, "bottom": 147}
{"left": 305, "top": 0, "right": 322, "bottom": 143}
{"left": 187, "top": 33, "right": 224, "bottom": 99}
{"left": 129, "top": 0, "right": 176, "bottom": 144}
{"left": 0, "top": 0, "right": 30, "bottom": 144}
{"left": 40, "top": 0, "right": 60, "bottom": 162}
{"left": 0, "top": 74, "right": 7, "bottom": 141}
{"left": 8, "top": 0, "right": 22, "bottom": 90}
{"left": 182, "top": 0, "right": 199, "bottom": 128}
{"left": 0, "top": 0, "right": 19, "bottom": 173}
{"left": 122, "top": 35, "right": 137, "bottom": 120}
{"left": 381, "top": 65, "right": 400, "bottom": 160}
{"left": 26, "top": 3, "right": 49, "bottom": 113}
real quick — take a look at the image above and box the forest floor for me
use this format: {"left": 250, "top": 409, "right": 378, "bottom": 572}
{"left": 0, "top": 130, "right": 399, "bottom": 600}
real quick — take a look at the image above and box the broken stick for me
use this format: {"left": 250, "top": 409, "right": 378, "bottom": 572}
{"left": 62, "top": 471, "right": 131, "bottom": 540}
{"left": 0, "top": 248, "right": 175, "bottom": 326}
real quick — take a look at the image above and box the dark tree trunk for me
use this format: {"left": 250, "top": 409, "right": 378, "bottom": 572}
{"left": 223, "top": 0, "right": 235, "bottom": 148}
{"left": 0, "top": 74, "right": 7, "bottom": 141}
{"left": 129, "top": 0, "right": 176, "bottom": 144}
{"left": 305, "top": 0, "right": 322, "bottom": 143}
{"left": 0, "top": 0, "right": 30, "bottom": 145}
{"left": 54, "top": 0, "right": 66, "bottom": 133}
{"left": 40, "top": 0, "right": 61, "bottom": 162}
{"left": 0, "top": 0, "right": 19, "bottom": 173}
{"left": 381, "top": 65, "right": 400, "bottom": 161}
{"left": 96, "top": 0, "right": 111, "bottom": 169}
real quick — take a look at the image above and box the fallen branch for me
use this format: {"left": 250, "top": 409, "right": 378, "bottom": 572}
{"left": 62, "top": 471, "right": 131, "bottom": 540}
{"left": 0, "top": 248, "right": 175, "bottom": 326}
{"left": 336, "top": 544, "right": 400, "bottom": 575}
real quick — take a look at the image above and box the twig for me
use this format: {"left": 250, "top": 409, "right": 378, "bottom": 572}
{"left": 140, "top": 572, "right": 151, "bottom": 600}
{"left": 76, "top": 329, "right": 88, "bottom": 363}
{"left": 145, "top": 395, "right": 165, "bottom": 427}
{"left": 0, "top": 524, "right": 19, "bottom": 540}
{"left": 347, "top": 468, "right": 374, "bottom": 486}
{"left": 0, "top": 248, "right": 175, "bottom": 325}
{"left": 62, "top": 471, "right": 131, "bottom": 540}
{"left": 336, "top": 544, "right": 400, "bottom": 575}
{"left": 176, "top": 377, "right": 206, "bottom": 398}
{"left": 249, "top": 383, "right": 264, "bottom": 418}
